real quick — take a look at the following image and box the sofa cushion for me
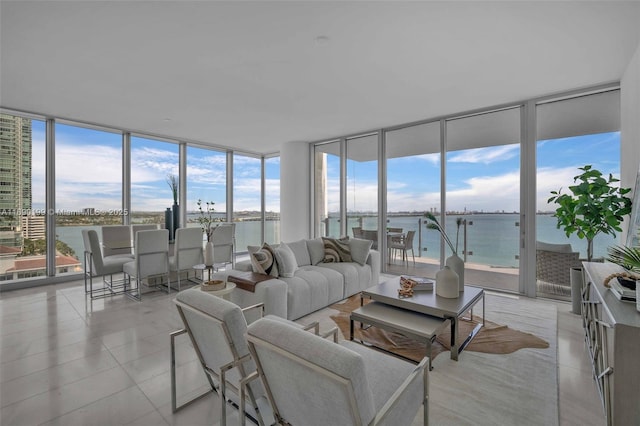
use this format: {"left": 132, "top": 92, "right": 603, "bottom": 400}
{"left": 307, "top": 238, "right": 325, "bottom": 266}
{"left": 250, "top": 243, "right": 279, "bottom": 277}
{"left": 349, "top": 238, "right": 373, "bottom": 266}
{"left": 274, "top": 242, "right": 298, "bottom": 278}
{"left": 322, "top": 237, "right": 352, "bottom": 263}
{"left": 287, "top": 239, "right": 311, "bottom": 266}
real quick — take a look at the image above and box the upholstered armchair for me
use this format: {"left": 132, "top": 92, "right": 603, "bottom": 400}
{"left": 172, "top": 288, "right": 319, "bottom": 425}
{"left": 245, "top": 316, "right": 429, "bottom": 426}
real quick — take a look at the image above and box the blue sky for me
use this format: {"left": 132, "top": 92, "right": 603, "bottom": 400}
{"left": 31, "top": 122, "right": 620, "bottom": 214}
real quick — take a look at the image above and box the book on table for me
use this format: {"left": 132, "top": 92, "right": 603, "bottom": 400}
{"left": 400, "top": 275, "right": 434, "bottom": 291}
{"left": 610, "top": 279, "right": 636, "bottom": 302}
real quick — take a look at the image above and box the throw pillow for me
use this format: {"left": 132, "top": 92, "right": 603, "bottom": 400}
{"left": 349, "top": 237, "right": 372, "bottom": 266}
{"left": 287, "top": 239, "right": 311, "bottom": 266}
{"left": 274, "top": 242, "right": 298, "bottom": 278}
{"left": 307, "top": 238, "right": 325, "bottom": 265}
{"left": 322, "top": 237, "right": 352, "bottom": 263}
{"left": 250, "top": 243, "right": 279, "bottom": 277}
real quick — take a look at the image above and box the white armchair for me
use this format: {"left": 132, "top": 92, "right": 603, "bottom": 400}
{"left": 172, "top": 288, "right": 319, "bottom": 425}
{"left": 246, "top": 316, "right": 429, "bottom": 426}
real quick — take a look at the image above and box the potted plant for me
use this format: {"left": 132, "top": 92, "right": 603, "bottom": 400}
{"left": 548, "top": 165, "right": 632, "bottom": 262}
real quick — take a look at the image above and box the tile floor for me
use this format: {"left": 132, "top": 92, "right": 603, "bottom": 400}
{"left": 0, "top": 279, "right": 605, "bottom": 426}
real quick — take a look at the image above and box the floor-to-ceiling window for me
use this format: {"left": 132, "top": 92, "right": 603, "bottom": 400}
{"left": 0, "top": 114, "right": 47, "bottom": 281}
{"left": 346, "top": 133, "right": 378, "bottom": 243}
{"left": 130, "top": 136, "right": 179, "bottom": 231}
{"left": 385, "top": 121, "right": 441, "bottom": 273}
{"left": 55, "top": 123, "right": 123, "bottom": 277}
{"left": 264, "top": 156, "right": 281, "bottom": 244}
{"left": 536, "top": 89, "right": 621, "bottom": 299}
{"left": 314, "top": 140, "right": 341, "bottom": 238}
{"left": 233, "top": 154, "right": 262, "bottom": 249}
{"left": 186, "top": 146, "right": 227, "bottom": 235}
{"left": 444, "top": 107, "right": 522, "bottom": 292}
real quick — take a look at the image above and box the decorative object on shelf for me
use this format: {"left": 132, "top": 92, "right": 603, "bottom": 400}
{"left": 425, "top": 212, "right": 465, "bottom": 291}
{"left": 197, "top": 199, "right": 220, "bottom": 267}
{"left": 548, "top": 165, "right": 632, "bottom": 261}
{"left": 436, "top": 265, "right": 459, "bottom": 298}
{"left": 606, "top": 245, "right": 640, "bottom": 310}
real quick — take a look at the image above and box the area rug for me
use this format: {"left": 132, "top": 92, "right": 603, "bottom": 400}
{"left": 329, "top": 295, "right": 549, "bottom": 362}
{"left": 298, "top": 291, "right": 559, "bottom": 426}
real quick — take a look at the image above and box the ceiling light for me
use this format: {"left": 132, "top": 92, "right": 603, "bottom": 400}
{"left": 315, "top": 36, "right": 330, "bottom": 45}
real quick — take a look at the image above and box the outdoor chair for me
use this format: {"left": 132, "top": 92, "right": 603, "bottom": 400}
{"left": 352, "top": 227, "right": 364, "bottom": 238}
{"left": 123, "top": 229, "right": 170, "bottom": 301}
{"left": 245, "top": 316, "right": 429, "bottom": 426}
{"left": 82, "top": 229, "right": 131, "bottom": 299}
{"left": 388, "top": 230, "right": 416, "bottom": 266}
{"left": 169, "top": 227, "right": 204, "bottom": 291}
{"left": 535, "top": 241, "right": 582, "bottom": 297}
{"left": 171, "top": 287, "right": 319, "bottom": 425}
{"left": 360, "top": 229, "right": 378, "bottom": 250}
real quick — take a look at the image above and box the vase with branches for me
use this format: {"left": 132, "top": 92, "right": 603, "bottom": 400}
{"left": 197, "top": 199, "right": 219, "bottom": 242}
{"left": 424, "top": 212, "right": 465, "bottom": 292}
{"left": 167, "top": 174, "right": 178, "bottom": 204}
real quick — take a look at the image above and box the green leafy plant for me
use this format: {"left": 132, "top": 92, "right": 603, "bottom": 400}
{"left": 197, "top": 199, "right": 219, "bottom": 242}
{"left": 548, "top": 165, "right": 632, "bottom": 261}
{"left": 606, "top": 245, "right": 640, "bottom": 274}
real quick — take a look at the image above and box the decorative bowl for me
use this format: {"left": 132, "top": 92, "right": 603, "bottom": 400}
{"left": 201, "top": 279, "right": 226, "bottom": 291}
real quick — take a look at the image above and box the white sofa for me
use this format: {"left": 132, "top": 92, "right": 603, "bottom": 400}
{"left": 214, "top": 237, "right": 380, "bottom": 320}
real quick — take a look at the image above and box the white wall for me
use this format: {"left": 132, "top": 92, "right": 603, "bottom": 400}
{"left": 280, "top": 141, "right": 311, "bottom": 241}
{"left": 621, "top": 42, "right": 640, "bottom": 239}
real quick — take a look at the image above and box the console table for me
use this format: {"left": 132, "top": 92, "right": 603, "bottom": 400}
{"left": 581, "top": 262, "right": 640, "bottom": 426}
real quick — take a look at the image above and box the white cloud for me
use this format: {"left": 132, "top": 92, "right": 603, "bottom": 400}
{"left": 448, "top": 145, "right": 519, "bottom": 164}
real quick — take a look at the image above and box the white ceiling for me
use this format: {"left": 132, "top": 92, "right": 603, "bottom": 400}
{"left": 2, "top": 1, "right": 640, "bottom": 155}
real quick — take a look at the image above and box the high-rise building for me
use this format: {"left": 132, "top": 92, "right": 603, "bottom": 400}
{"left": 0, "top": 113, "right": 32, "bottom": 248}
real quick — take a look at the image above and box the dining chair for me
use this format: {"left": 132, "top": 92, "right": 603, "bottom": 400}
{"left": 123, "top": 229, "right": 170, "bottom": 301}
{"left": 101, "top": 225, "right": 135, "bottom": 258}
{"left": 245, "top": 316, "right": 429, "bottom": 426}
{"left": 131, "top": 223, "right": 159, "bottom": 242}
{"left": 169, "top": 227, "right": 204, "bottom": 291}
{"left": 212, "top": 223, "right": 236, "bottom": 269}
{"left": 82, "top": 229, "right": 131, "bottom": 299}
{"left": 172, "top": 287, "right": 320, "bottom": 425}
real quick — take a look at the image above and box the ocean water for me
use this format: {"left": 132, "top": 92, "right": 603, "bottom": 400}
{"left": 341, "top": 213, "right": 617, "bottom": 267}
{"left": 57, "top": 213, "right": 614, "bottom": 269}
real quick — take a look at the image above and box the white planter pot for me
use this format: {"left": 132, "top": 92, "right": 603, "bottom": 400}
{"left": 446, "top": 253, "right": 465, "bottom": 292}
{"left": 436, "top": 266, "right": 459, "bottom": 298}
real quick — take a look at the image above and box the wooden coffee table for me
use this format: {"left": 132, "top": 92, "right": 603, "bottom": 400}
{"left": 357, "top": 278, "right": 485, "bottom": 361}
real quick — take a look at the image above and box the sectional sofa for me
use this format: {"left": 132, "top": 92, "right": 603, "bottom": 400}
{"left": 212, "top": 237, "right": 380, "bottom": 320}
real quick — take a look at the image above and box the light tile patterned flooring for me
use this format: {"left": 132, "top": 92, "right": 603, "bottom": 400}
{"left": 0, "top": 278, "right": 605, "bottom": 425}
